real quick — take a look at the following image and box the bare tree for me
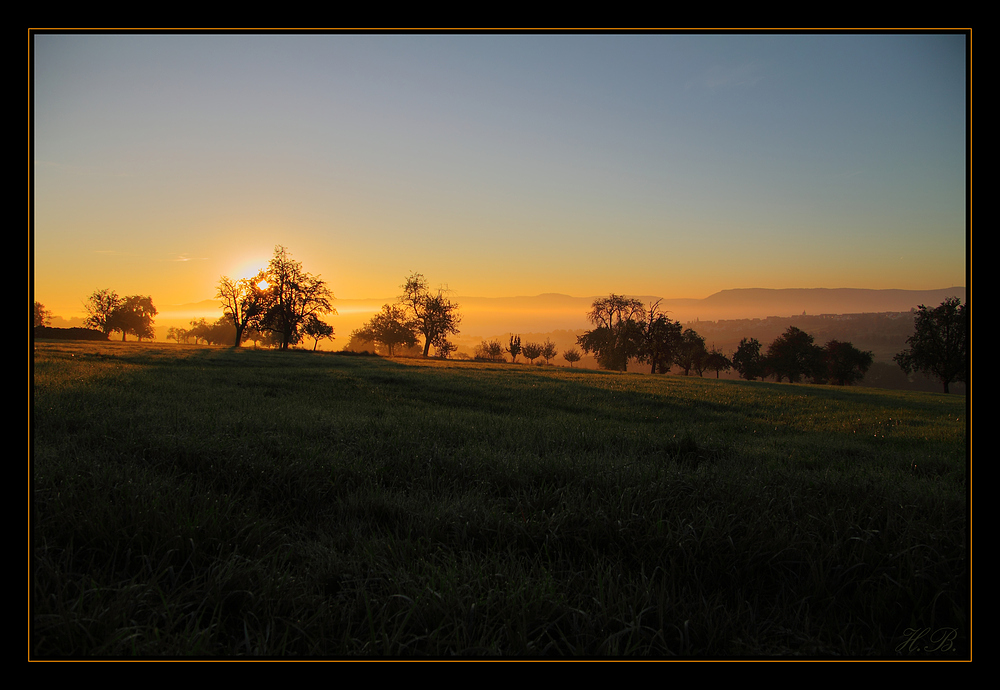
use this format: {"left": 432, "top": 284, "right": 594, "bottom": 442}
{"left": 399, "top": 272, "right": 461, "bottom": 357}
{"left": 83, "top": 289, "right": 122, "bottom": 336}
{"left": 303, "top": 314, "right": 335, "bottom": 351}
{"left": 259, "top": 246, "right": 336, "bottom": 350}
{"left": 34, "top": 302, "right": 53, "bottom": 328}
{"left": 217, "top": 271, "right": 272, "bottom": 347}
{"left": 541, "top": 339, "right": 558, "bottom": 365}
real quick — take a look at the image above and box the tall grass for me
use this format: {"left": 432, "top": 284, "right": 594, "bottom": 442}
{"left": 31, "top": 341, "right": 968, "bottom": 657}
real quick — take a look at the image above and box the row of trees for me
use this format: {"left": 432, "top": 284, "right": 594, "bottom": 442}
{"left": 572, "top": 293, "right": 967, "bottom": 391}
{"left": 572, "top": 294, "right": 874, "bottom": 386}
{"left": 58, "top": 266, "right": 969, "bottom": 390}
{"left": 473, "top": 336, "right": 559, "bottom": 364}
{"left": 350, "top": 272, "right": 462, "bottom": 358}
{"left": 82, "top": 290, "right": 158, "bottom": 341}
{"left": 733, "top": 297, "right": 968, "bottom": 392}
{"left": 165, "top": 314, "right": 335, "bottom": 351}
{"left": 575, "top": 296, "right": 731, "bottom": 377}
{"left": 72, "top": 249, "right": 461, "bottom": 355}
{"left": 729, "top": 328, "right": 874, "bottom": 385}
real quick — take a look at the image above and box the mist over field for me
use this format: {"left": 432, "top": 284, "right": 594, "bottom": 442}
{"left": 45, "top": 286, "right": 965, "bottom": 346}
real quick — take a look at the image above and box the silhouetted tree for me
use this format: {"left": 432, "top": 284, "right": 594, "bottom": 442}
{"left": 732, "top": 337, "right": 765, "bottom": 381}
{"left": 562, "top": 348, "right": 582, "bottom": 367}
{"left": 83, "top": 289, "right": 122, "bottom": 337}
{"left": 765, "top": 327, "right": 824, "bottom": 383}
{"left": 243, "top": 327, "right": 265, "bottom": 348}
{"left": 259, "top": 246, "right": 335, "bottom": 350}
{"left": 675, "top": 328, "right": 708, "bottom": 376}
{"left": 894, "top": 297, "right": 968, "bottom": 393}
{"left": 399, "top": 272, "right": 461, "bottom": 357}
{"left": 475, "top": 338, "right": 505, "bottom": 363}
{"left": 637, "top": 302, "right": 683, "bottom": 374}
{"left": 217, "top": 271, "right": 272, "bottom": 347}
{"left": 355, "top": 304, "right": 417, "bottom": 356}
{"left": 541, "top": 339, "right": 558, "bottom": 365}
{"left": 522, "top": 341, "right": 544, "bottom": 364}
{"left": 506, "top": 334, "right": 522, "bottom": 363}
{"left": 824, "top": 340, "right": 874, "bottom": 386}
{"left": 303, "top": 314, "right": 335, "bottom": 351}
{"left": 578, "top": 294, "right": 646, "bottom": 371}
{"left": 187, "top": 318, "right": 210, "bottom": 344}
{"left": 344, "top": 330, "right": 377, "bottom": 354}
{"left": 34, "top": 302, "right": 52, "bottom": 328}
{"left": 434, "top": 338, "right": 458, "bottom": 359}
{"left": 704, "top": 346, "right": 733, "bottom": 379}
{"left": 207, "top": 316, "right": 236, "bottom": 346}
{"left": 109, "top": 295, "right": 157, "bottom": 341}
{"left": 165, "top": 326, "right": 189, "bottom": 343}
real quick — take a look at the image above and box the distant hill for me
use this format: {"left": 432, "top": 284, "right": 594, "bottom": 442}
{"left": 691, "top": 287, "right": 967, "bottom": 321}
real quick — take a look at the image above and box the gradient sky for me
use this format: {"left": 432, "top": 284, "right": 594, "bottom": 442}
{"left": 32, "top": 32, "right": 967, "bottom": 322}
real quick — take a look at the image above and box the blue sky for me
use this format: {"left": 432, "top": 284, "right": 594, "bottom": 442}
{"left": 33, "top": 32, "right": 967, "bottom": 319}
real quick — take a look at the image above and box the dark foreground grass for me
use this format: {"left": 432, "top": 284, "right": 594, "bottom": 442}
{"left": 31, "top": 341, "right": 968, "bottom": 658}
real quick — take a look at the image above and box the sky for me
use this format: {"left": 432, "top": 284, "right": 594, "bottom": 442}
{"left": 32, "top": 31, "right": 967, "bottom": 328}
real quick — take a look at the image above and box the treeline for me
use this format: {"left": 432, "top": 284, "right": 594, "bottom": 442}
{"left": 473, "top": 336, "right": 561, "bottom": 365}
{"left": 165, "top": 315, "right": 333, "bottom": 352}
{"left": 35, "top": 258, "right": 967, "bottom": 392}
{"left": 47, "top": 246, "right": 338, "bottom": 350}
{"left": 33, "top": 301, "right": 108, "bottom": 340}
{"left": 682, "top": 311, "right": 922, "bottom": 362}
{"left": 564, "top": 294, "right": 967, "bottom": 392}
{"left": 341, "top": 290, "right": 967, "bottom": 394}
{"left": 36, "top": 246, "right": 454, "bottom": 355}
{"left": 571, "top": 295, "right": 738, "bottom": 377}
{"left": 34, "top": 296, "right": 154, "bottom": 342}
{"left": 32, "top": 326, "right": 108, "bottom": 341}
{"left": 80, "top": 291, "right": 158, "bottom": 342}
{"left": 728, "top": 330, "right": 873, "bottom": 385}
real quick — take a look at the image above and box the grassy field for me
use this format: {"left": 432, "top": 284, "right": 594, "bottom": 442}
{"left": 31, "top": 340, "right": 969, "bottom": 658}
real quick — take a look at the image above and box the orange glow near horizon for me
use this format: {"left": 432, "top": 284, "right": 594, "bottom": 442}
{"left": 32, "top": 33, "right": 967, "bottom": 335}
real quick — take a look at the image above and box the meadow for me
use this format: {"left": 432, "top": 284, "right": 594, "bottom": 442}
{"left": 31, "top": 340, "right": 968, "bottom": 658}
